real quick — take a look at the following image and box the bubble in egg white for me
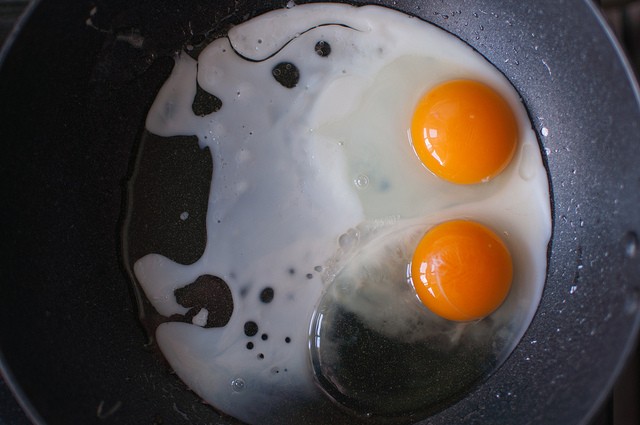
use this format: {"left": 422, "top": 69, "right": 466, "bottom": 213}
{"left": 133, "top": 3, "right": 551, "bottom": 424}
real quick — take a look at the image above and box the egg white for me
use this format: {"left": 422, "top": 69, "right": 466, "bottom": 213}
{"left": 134, "top": 3, "right": 551, "bottom": 424}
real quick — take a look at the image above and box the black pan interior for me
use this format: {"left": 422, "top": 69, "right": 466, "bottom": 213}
{"left": 1, "top": 0, "right": 639, "bottom": 424}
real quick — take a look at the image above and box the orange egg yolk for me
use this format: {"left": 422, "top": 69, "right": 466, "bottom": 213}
{"left": 410, "top": 220, "right": 513, "bottom": 322}
{"left": 410, "top": 80, "right": 518, "bottom": 185}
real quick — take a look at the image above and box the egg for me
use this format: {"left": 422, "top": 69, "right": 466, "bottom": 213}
{"left": 128, "top": 3, "right": 551, "bottom": 424}
{"left": 411, "top": 219, "right": 514, "bottom": 322}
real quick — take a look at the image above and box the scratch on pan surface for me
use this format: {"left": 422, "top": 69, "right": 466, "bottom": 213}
{"left": 173, "top": 403, "right": 190, "bottom": 420}
{"left": 541, "top": 59, "right": 552, "bottom": 77}
{"left": 96, "top": 400, "right": 122, "bottom": 420}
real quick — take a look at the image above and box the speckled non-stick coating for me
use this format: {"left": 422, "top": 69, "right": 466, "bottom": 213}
{"left": 0, "top": 0, "right": 639, "bottom": 424}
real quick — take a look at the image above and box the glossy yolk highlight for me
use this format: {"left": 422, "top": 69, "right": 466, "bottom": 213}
{"left": 410, "top": 80, "right": 518, "bottom": 184}
{"left": 410, "top": 220, "right": 513, "bottom": 322}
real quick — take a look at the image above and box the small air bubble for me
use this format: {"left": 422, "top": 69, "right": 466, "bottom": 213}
{"left": 306, "top": 273, "right": 313, "bottom": 279}
{"left": 338, "top": 228, "right": 359, "bottom": 250}
{"left": 231, "top": 378, "right": 245, "bottom": 393}
{"left": 354, "top": 174, "right": 369, "bottom": 189}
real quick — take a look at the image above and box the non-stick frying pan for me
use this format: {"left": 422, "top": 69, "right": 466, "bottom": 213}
{"left": 1, "top": 0, "right": 639, "bottom": 424}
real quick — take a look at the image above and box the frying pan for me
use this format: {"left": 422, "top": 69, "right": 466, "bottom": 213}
{"left": 1, "top": 0, "right": 639, "bottom": 424}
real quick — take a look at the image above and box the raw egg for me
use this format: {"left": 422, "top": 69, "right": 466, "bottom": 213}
{"left": 410, "top": 219, "right": 513, "bottom": 322}
{"left": 410, "top": 80, "right": 518, "bottom": 184}
{"left": 126, "top": 3, "right": 552, "bottom": 424}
